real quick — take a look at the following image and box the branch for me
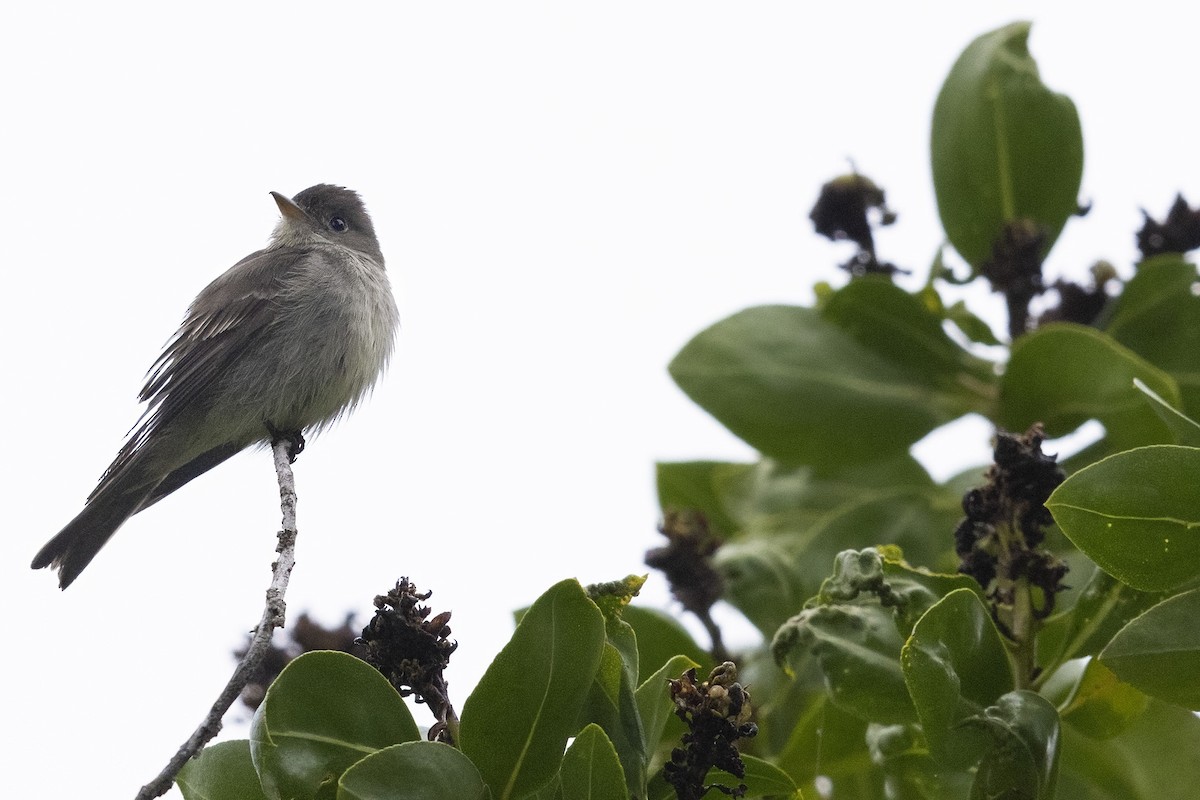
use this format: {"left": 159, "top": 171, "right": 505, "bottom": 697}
{"left": 135, "top": 440, "right": 299, "bottom": 799}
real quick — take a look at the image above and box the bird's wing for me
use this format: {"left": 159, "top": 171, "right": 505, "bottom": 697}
{"left": 89, "top": 247, "right": 308, "bottom": 501}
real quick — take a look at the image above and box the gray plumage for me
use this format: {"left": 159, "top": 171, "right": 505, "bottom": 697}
{"left": 32, "top": 184, "right": 399, "bottom": 589}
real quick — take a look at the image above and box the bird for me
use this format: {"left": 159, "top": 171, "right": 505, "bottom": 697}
{"left": 32, "top": 184, "right": 399, "bottom": 589}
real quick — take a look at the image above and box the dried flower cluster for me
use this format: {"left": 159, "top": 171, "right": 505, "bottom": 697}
{"left": 1137, "top": 194, "right": 1200, "bottom": 257}
{"left": 955, "top": 424, "right": 1070, "bottom": 626}
{"left": 809, "top": 172, "right": 904, "bottom": 277}
{"left": 664, "top": 662, "right": 758, "bottom": 800}
{"left": 237, "top": 612, "right": 358, "bottom": 710}
{"left": 646, "top": 510, "right": 729, "bottom": 661}
{"left": 357, "top": 578, "right": 459, "bottom": 743}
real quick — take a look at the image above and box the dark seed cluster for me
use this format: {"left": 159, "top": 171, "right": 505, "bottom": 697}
{"left": 664, "top": 663, "right": 758, "bottom": 800}
{"left": 357, "top": 578, "right": 459, "bottom": 743}
{"left": 955, "top": 424, "right": 1070, "bottom": 623}
{"left": 809, "top": 172, "right": 906, "bottom": 277}
{"left": 646, "top": 510, "right": 729, "bottom": 661}
{"left": 237, "top": 612, "right": 359, "bottom": 710}
{"left": 1137, "top": 194, "right": 1200, "bottom": 257}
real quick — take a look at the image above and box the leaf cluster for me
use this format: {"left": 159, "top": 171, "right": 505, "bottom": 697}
{"left": 653, "top": 20, "right": 1200, "bottom": 800}
{"left": 173, "top": 19, "right": 1200, "bottom": 800}
{"left": 177, "top": 579, "right": 800, "bottom": 800}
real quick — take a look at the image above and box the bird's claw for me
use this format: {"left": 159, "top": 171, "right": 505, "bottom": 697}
{"left": 265, "top": 422, "right": 306, "bottom": 463}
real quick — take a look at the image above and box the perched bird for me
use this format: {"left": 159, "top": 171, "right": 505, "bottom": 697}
{"left": 32, "top": 184, "right": 399, "bottom": 589}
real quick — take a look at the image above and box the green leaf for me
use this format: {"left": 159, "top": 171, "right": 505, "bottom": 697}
{"left": 820, "top": 277, "right": 995, "bottom": 391}
{"left": 578, "top": 643, "right": 646, "bottom": 798}
{"left": 931, "top": 21, "right": 1083, "bottom": 268}
{"left": 961, "top": 691, "right": 1060, "bottom": 800}
{"left": 1105, "top": 254, "right": 1200, "bottom": 419}
{"left": 1059, "top": 658, "right": 1150, "bottom": 740}
{"left": 621, "top": 605, "right": 709, "bottom": 683}
{"left": 336, "top": 742, "right": 488, "bottom": 800}
{"left": 772, "top": 693, "right": 872, "bottom": 792}
{"left": 865, "top": 723, "right": 974, "bottom": 799}
{"left": 716, "top": 488, "right": 964, "bottom": 637}
{"left": 654, "top": 461, "right": 748, "bottom": 536}
{"left": 717, "top": 537, "right": 812, "bottom": 637}
{"left": 1133, "top": 378, "right": 1200, "bottom": 446}
{"left": 1038, "top": 565, "right": 1166, "bottom": 668}
{"left": 635, "top": 655, "right": 699, "bottom": 755}
{"left": 943, "top": 299, "right": 1003, "bottom": 346}
{"left": 580, "top": 579, "right": 650, "bottom": 798}
{"left": 560, "top": 724, "right": 629, "bottom": 800}
{"left": 661, "top": 455, "right": 934, "bottom": 542}
{"left": 767, "top": 548, "right": 980, "bottom": 722}
{"left": 901, "top": 589, "right": 1015, "bottom": 768}
{"left": 804, "top": 489, "right": 965, "bottom": 583}
{"left": 1057, "top": 699, "right": 1200, "bottom": 799}
{"left": 709, "top": 755, "right": 801, "bottom": 799}
{"left": 177, "top": 740, "right": 267, "bottom": 800}
{"left": 1098, "top": 587, "right": 1200, "bottom": 709}
{"left": 773, "top": 600, "right": 913, "bottom": 724}
{"left": 668, "top": 304, "right": 984, "bottom": 470}
{"left": 1000, "top": 324, "right": 1180, "bottom": 454}
{"left": 772, "top": 550, "right": 918, "bottom": 724}
{"left": 249, "top": 651, "right": 420, "bottom": 800}
{"left": 459, "top": 579, "right": 606, "bottom": 800}
{"left": 1046, "top": 445, "right": 1200, "bottom": 591}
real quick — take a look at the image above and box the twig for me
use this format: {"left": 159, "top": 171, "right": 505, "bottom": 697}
{"left": 135, "top": 439, "right": 299, "bottom": 799}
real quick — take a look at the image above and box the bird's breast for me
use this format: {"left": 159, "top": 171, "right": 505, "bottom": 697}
{"left": 218, "top": 248, "right": 399, "bottom": 437}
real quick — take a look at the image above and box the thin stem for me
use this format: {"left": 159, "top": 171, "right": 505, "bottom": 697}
{"left": 1009, "top": 577, "right": 1036, "bottom": 690}
{"left": 697, "top": 609, "right": 730, "bottom": 665}
{"left": 134, "top": 440, "right": 299, "bottom": 799}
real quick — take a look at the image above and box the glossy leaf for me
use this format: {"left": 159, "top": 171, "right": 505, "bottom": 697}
{"left": 943, "top": 299, "right": 1003, "bottom": 346}
{"left": 177, "top": 740, "right": 267, "bottom": 800}
{"left": 772, "top": 551, "right": 925, "bottom": 724}
{"left": 901, "top": 589, "right": 1015, "bottom": 768}
{"left": 1099, "top": 587, "right": 1200, "bottom": 709}
{"left": 636, "top": 654, "right": 699, "bottom": 755}
{"left": 1133, "top": 377, "right": 1200, "bottom": 446}
{"left": 717, "top": 537, "right": 812, "bottom": 637}
{"left": 459, "top": 578, "right": 606, "bottom": 800}
{"left": 931, "top": 21, "right": 1083, "bottom": 268}
{"left": 820, "top": 277, "right": 996, "bottom": 387}
{"left": 708, "top": 755, "right": 801, "bottom": 799}
{"left": 668, "top": 304, "right": 982, "bottom": 469}
{"left": 866, "top": 722, "right": 974, "bottom": 799}
{"left": 877, "top": 550, "right": 987, "bottom": 632}
{"left": 773, "top": 600, "right": 913, "bottom": 724}
{"left": 249, "top": 651, "right": 420, "bottom": 800}
{"left": 659, "top": 455, "right": 934, "bottom": 542}
{"left": 1057, "top": 699, "right": 1200, "bottom": 799}
{"left": 961, "top": 691, "right": 1060, "bottom": 800}
{"left": 1000, "top": 324, "right": 1179, "bottom": 454}
{"left": 793, "top": 489, "right": 966, "bottom": 594}
{"left": 577, "top": 582, "right": 649, "bottom": 800}
{"left": 1059, "top": 659, "right": 1150, "bottom": 740}
{"left": 1038, "top": 565, "right": 1166, "bottom": 668}
{"left": 1047, "top": 445, "right": 1200, "bottom": 591}
{"left": 654, "top": 460, "right": 748, "bottom": 536}
{"left": 1105, "top": 254, "right": 1200, "bottom": 418}
{"left": 560, "top": 724, "right": 628, "bottom": 800}
{"left": 337, "top": 742, "right": 488, "bottom": 800}
{"left": 716, "top": 488, "right": 963, "bottom": 637}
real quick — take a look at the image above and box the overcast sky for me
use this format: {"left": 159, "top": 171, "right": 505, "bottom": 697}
{"left": 3, "top": 3, "right": 1196, "bottom": 797}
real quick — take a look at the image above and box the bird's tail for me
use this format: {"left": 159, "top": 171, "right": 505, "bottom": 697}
{"left": 32, "top": 479, "right": 156, "bottom": 590}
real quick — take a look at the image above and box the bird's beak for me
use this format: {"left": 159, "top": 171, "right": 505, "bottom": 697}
{"left": 270, "top": 191, "right": 308, "bottom": 223}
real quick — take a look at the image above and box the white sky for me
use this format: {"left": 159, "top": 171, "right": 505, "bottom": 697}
{"left": 3, "top": 4, "right": 1196, "bottom": 797}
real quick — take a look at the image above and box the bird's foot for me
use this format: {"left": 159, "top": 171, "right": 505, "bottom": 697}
{"left": 265, "top": 422, "right": 306, "bottom": 463}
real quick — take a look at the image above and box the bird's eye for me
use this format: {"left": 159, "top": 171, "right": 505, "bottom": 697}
{"left": 329, "top": 216, "right": 348, "bottom": 233}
